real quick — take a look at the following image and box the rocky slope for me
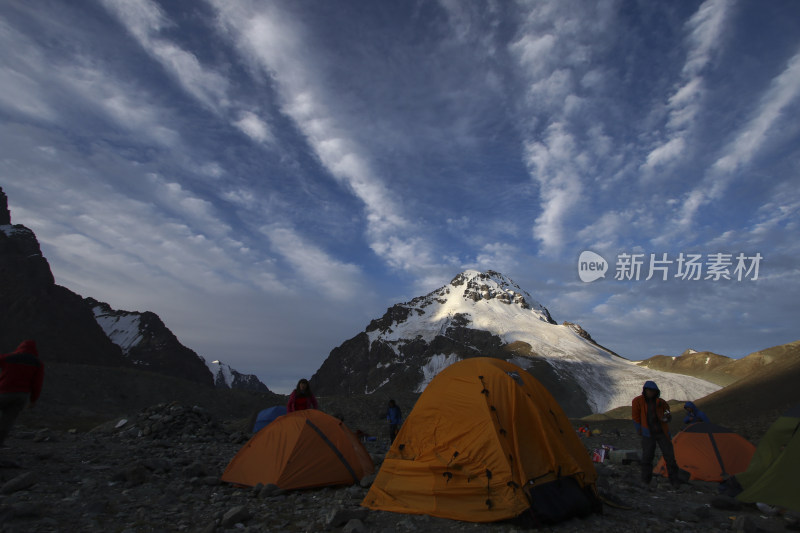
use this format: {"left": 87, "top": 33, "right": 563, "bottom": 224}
{"left": 0, "top": 186, "right": 269, "bottom": 393}
{"left": 311, "top": 270, "right": 720, "bottom": 417}
{"left": 636, "top": 341, "right": 800, "bottom": 387}
{"left": 88, "top": 298, "right": 270, "bottom": 391}
{"left": 693, "top": 341, "right": 800, "bottom": 437}
{"left": 0, "top": 187, "right": 128, "bottom": 367}
{"left": 87, "top": 298, "right": 214, "bottom": 387}
{"left": 206, "top": 359, "right": 271, "bottom": 393}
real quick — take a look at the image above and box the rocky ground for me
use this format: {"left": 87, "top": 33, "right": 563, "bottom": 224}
{"left": 1, "top": 400, "right": 798, "bottom": 533}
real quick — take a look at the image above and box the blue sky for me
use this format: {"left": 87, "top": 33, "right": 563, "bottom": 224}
{"left": 1, "top": 0, "right": 798, "bottom": 393}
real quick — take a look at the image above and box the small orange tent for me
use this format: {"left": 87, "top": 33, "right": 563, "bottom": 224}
{"left": 654, "top": 422, "right": 755, "bottom": 482}
{"left": 221, "top": 410, "right": 373, "bottom": 490}
{"left": 362, "top": 357, "right": 599, "bottom": 524}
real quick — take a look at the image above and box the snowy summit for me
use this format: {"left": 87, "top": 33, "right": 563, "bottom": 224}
{"left": 311, "top": 270, "right": 720, "bottom": 416}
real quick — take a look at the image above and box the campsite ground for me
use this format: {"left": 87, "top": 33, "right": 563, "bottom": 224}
{"left": 1, "top": 395, "right": 797, "bottom": 533}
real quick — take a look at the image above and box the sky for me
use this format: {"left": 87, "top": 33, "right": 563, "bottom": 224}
{"left": 1, "top": 0, "right": 798, "bottom": 393}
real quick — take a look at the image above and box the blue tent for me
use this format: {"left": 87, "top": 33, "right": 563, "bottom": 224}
{"left": 252, "top": 406, "right": 287, "bottom": 433}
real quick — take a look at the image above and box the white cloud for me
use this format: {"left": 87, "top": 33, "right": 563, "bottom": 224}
{"left": 509, "top": 1, "right": 620, "bottom": 255}
{"left": 642, "top": 0, "right": 734, "bottom": 172}
{"left": 523, "top": 123, "right": 584, "bottom": 253}
{"left": 711, "top": 49, "right": 800, "bottom": 175}
{"left": 234, "top": 111, "right": 273, "bottom": 144}
{"left": 100, "top": 0, "right": 273, "bottom": 144}
{"left": 262, "top": 224, "right": 364, "bottom": 301}
{"left": 682, "top": 0, "right": 734, "bottom": 78}
{"left": 466, "top": 242, "right": 520, "bottom": 274}
{"left": 680, "top": 46, "right": 800, "bottom": 224}
{"left": 209, "top": 1, "right": 444, "bottom": 280}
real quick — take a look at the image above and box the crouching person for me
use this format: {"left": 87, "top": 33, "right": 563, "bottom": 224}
{"left": 632, "top": 380, "right": 680, "bottom": 489}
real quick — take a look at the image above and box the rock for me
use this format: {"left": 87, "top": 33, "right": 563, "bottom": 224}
{"left": 221, "top": 505, "right": 250, "bottom": 527}
{"left": 731, "top": 515, "right": 759, "bottom": 533}
{"left": 8, "top": 502, "right": 44, "bottom": 518}
{"left": 198, "top": 522, "right": 217, "bottom": 533}
{"left": 0, "top": 471, "right": 37, "bottom": 494}
{"left": 343, "top": 518, "right": 366, "bottom": 533}
{"left": 326, "top": 507, "right": 369, "bottom": 529}
{"left": 85, "top": 500, "right": 109, "bottom": 515}
{"left": 182, "top": 461, "right": 208, "bottom": 478}
{"left": 396, "top": 518, "right": 418, "bottom": 531}
{"left": 711, "top": 496, "right": 743, "bottom": 511}
{"left": 693, "top": 505, "right": 712, "bottom": 520}
{"left": 111, "top": 463, "right": 150, "bottom": 487}
{"left": 142, "top": 458, "right": 173, "bottom": 473}
{"left": 359, "top": 474, "right": 376, "bottom": 488}
{"left": 258, "top": 483, "right": 284, "bottom": 499}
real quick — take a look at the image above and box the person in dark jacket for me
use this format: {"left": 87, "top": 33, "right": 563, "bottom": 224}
{"left": 683, "top": 401, "right": 710, "bottom": 426}
{"left": 0, "top": 340, "right": 44, "bottom": 446}
{"left": 386, "top": 400, "right": 402, "bottom": 442}
{"left": 632, "top": 380, "right": 680, "bottom": 488}
{"left": 286, "top": 379, "right": 318, "bottom": 413}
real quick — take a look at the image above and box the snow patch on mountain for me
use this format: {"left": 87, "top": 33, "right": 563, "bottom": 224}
{"left": 206, "top": 359, "right": 235, "bottom": 388}
{"left": 91, "top": 305, "right": 143, "bottom": 355}
{"left": 204, "top": 359, "right": 269, "bottom": 392}
{"left": 416, "top": 353, "right": 460, "bottom": 392}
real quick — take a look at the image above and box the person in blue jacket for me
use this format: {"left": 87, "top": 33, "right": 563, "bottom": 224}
{"left": 683, "top": 401, "right": 710, "bottom": 426}
{"left": 386, "top": 399, "right": 402, "bottom": 442}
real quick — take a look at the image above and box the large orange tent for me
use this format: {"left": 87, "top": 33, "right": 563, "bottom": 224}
{"left": 654, "top": 422, "right": 755, "bottom": 482}
{"left": 362, "top": 357, "right": 600, "bottom": 525}
{"left": 221, "top": 410, "right": 373, "bottom": 490}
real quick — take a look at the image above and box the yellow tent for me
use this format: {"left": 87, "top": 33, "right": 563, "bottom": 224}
{"left": 221, "top": 410, "right": 373, "bottom": 490}
{"left": 362, "top": 357, "right": 599, "bottom": 524}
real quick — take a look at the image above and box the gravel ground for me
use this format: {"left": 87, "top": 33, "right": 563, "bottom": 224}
{"left": 1, "top": 401, "right": 797, "bottom": 533}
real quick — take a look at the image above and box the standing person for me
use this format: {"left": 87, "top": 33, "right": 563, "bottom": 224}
{"left": 0, "top": 340, "right": 44, "bottom": 447}
{"left": 287, "top": 379, "right": 318, "bottom": 413}
{"left": 683, "top": 401, "right": 710, "bottom": 426}
{"left": 632, "top": 380, "right": 681, "bottom": 488}
{"left": 386, "top": 400, "right": 402, "bottom": 442}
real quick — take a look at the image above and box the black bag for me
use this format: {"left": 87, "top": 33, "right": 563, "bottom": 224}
{"left": 520, "top": 476, "right": 602, "bottom": 526}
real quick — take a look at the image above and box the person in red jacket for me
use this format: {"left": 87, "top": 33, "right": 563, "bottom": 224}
{"left": 632, "top": 380, "right": 680, "bottom": 488}
{"left": 287, "top": 378, "right": 318, "bottom": 413}
{"left": 0, "top": 340, "right": 45, "bottom": 447}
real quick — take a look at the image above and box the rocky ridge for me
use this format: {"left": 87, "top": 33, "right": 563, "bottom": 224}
{"left": 0, "top": 186, "right": 269, "bottom": 393}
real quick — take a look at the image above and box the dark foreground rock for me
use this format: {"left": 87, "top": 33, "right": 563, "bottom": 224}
{"left": 0, "top": 403, "right": 795, "bottom": 533}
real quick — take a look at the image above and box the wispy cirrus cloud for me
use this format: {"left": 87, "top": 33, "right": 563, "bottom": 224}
{"left": 509, "top": 0, "right": 621, "bottom": 255}
{"left": 642, "top": 0, "right": 735, "bottom": 172}
{"left": 208, "top": 1, "right": 447, "bottom": 283}
{"left": 99, "top": 0, "right": 274, "bottom": 145}
{"left": 261, "top": 225, "right": 364, "bottom": 301}
{"left": 679, "top": 45, "right": 800, "bottom": 225}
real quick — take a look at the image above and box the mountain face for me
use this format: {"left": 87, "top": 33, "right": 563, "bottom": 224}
{"left": 310, "top": 270, "right": 721, "bottom": 417}
{"left": 636, "top": 342, "right": 800, "bottom": 387}
{"left": 87, "top": 299, "right": 271, "bottom": 392}
{"left": 0, "top": 187, "right": 128, "bottom": 366}
{"left": 693, "top": 341, "right": 800, "bottom": 435}
{"left": 87, "top": 299, "right": 214, "bottom": 387}
{"left": 206, "top": 359, "right": 270, "bottom": 393}
{"left": 0, "top": 186, "right": 270, "bottom": 393}
{"left": 636, "top": 350, "right": 738, "bottom": 386}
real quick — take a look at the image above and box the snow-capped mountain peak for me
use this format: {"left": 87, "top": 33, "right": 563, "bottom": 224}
{"left": 312, "top": 270, "right": 721, "bottom": 416}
